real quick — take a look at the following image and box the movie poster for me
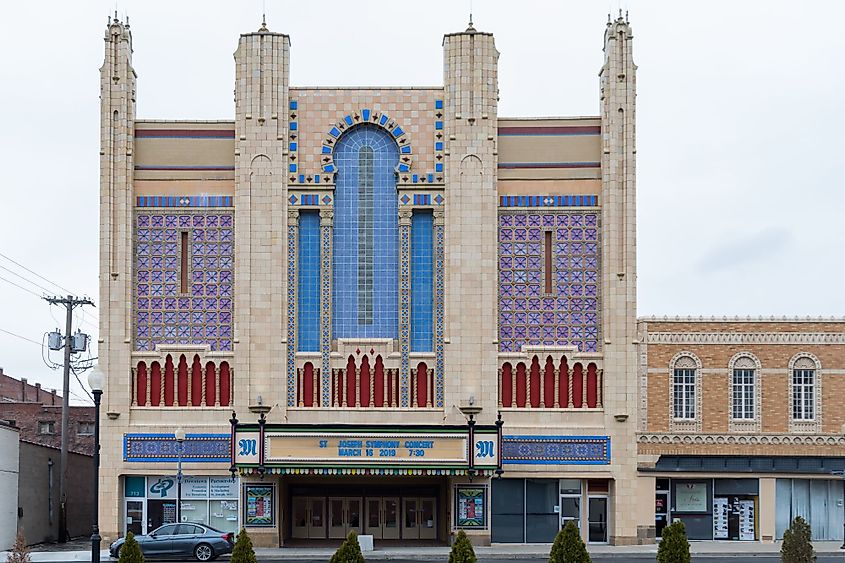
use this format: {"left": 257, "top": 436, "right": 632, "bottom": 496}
{"left": 456, "top": 487, "right": 485, "bottom": 528}
{"left": 244, "top": 485, "right": 274, "bottom": 526}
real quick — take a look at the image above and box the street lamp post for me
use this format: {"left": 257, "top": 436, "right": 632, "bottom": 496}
{"left": 174, "top": 427, "right": 186, "bottom": 525}
{"left": 88, "top": 365, "right": 105, "bottom": 563}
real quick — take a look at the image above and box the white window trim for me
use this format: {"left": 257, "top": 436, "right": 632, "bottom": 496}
{"left": 728, "top": 352, "right": 761, "bottom": 433}
{"left": 788, "top": 352, "right": 822, "bottom": 433}
{"left": 669, "top": 352, "right": 701, "bottom": 433}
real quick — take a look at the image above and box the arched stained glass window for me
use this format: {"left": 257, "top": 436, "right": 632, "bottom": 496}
{"left": 332, "top": 125, "right": 399, "bottom": 338}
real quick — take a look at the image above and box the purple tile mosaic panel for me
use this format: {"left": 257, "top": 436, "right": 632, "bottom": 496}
{"left": 498, "top": 212, "right": 600, "bottom": 353}
{"left": 134, "top": 212, "right": 234, "bottom": 351}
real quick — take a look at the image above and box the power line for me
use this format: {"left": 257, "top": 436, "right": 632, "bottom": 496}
{"left": 0, "top": 274, "right": 43, "bottom": 298}
{"left": 0, "top": 251, "right": 77, "bottom": 296}
{"left": 0, "top": 326, "right": 44, "bottom": 347}
{"left": 0, "top": 263, "right": 57, "bottom": 295}
{"left": 71, "top": 366, "right": 94, "bottom": 403}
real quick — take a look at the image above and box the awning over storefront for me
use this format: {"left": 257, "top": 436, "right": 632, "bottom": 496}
{"left": 229, "top": 413, "right": 503, "bottom": 477}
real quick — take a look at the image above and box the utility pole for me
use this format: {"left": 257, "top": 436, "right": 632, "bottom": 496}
{"left": 44, "top": 295, "right": 95, "bottom": 543}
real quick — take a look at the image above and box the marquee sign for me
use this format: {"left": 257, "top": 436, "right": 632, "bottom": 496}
{"left": 230, "top": 419, "right": 502, "bottom": 475}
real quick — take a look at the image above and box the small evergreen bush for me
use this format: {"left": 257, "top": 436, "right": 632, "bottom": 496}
{"left": 329, "top": 531, "right": 365, "bottom": 563}
{"left": 6, "top": 530, "right": 30, "bottom": 563}
{"left": 118, "top": 531, "right": 144, "bottom": 563}
{"left": 448, "top": 530, "right": 476, "bottom": 563}
{"left": 231, "top": 528, "right": 257, "bottom": 563}
{"left": 548, "top": 521, "right": 591, "bottom": 563}
{"left": 780, "top": 516, "right": 816, "bottom": 563}
{"left": 656, "top": 520, "right": 690, "bottom": 563}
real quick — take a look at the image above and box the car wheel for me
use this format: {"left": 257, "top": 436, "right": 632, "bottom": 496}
{"left": 193, "top": 543, "right": 214, "bottom": 562}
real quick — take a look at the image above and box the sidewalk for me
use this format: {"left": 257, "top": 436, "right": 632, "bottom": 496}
{"left": 4, "top": 541, "right": 845, "bottom": 561}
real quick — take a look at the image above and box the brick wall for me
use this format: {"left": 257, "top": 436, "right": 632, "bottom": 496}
{"left": 0, "top": 369, "right": 60, "bottom": 405}
{"left": 640, "top": 319, "right": 845, "bottom": 457}
{"left": 0, "top": 403, "right": 94, "bottom": 455}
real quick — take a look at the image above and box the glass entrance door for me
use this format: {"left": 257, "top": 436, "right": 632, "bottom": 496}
{"left": 328, "top": 497, "right": 362, "bottom": 539}
{"left": 125, "top": 500, "right": 145, "bottom": 536}
{"left": 560, "top": 494, "right": 580, "bottom": 530}
{"left": 402, "top": 497, "right": 436, "bottom": 540}
{"left": 292, "top": 497, "right": 326, "bottom": 539}
{"left": 366, "top": 497, "right": 399, "bottom": 540}
{"left": 587, "top": 497, "right": 608, "bottom": 543}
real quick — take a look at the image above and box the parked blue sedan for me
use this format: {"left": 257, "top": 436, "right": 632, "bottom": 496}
{"left": 109, "top": 524, "right": 234, "bottom": 561}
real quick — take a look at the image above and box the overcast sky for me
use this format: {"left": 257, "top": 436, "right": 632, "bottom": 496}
{"left": 0, "top": 1, "right": 842, "bottom": 404}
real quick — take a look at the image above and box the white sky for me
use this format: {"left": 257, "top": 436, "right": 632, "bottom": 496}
{"left": 0, "top": 1, "right": 842, "bottom": 404}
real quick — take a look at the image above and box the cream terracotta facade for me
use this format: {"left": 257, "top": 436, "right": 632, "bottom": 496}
{"left": 97, "top": 14, "right": 647, "bottom": 547}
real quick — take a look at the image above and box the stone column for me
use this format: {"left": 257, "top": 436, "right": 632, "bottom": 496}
{"left": 433, "top": 209, "right": 446, "bottom": 407}
{"left": 398, "top": 209, "right": 412, "bottom": 407}
{"left": 285, "top": 209, "right": 299, "bottom": 406}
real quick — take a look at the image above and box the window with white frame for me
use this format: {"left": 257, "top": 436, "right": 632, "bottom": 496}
{"left": 731, "top": 366, "right": 756, "bottom": 420}
{"left": 673, "top": 367, "right": 696, "bottom": 420}
{"left": 792, "top": 366, "right": 815, "bottom": 420}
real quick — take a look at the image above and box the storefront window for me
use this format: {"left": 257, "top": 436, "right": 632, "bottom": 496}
{"left": 776, "top": 479, "right": 844, "bottom": 541}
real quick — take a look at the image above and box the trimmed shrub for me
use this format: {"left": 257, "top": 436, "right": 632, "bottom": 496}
{"left": 656, "top": 520, "right": 691, "bottom": 563}
{"left": 448, "top": 530, "right": 476, "bottom": 563}
{"left": 329, "top": 531, "right": 365, "bottom": 563}
{"left": 780, "top": 516, "right": 816, "bottom": 563}
{"left": 231, "top": 528, "right": 257, "bottom": 563}
{"left": 118, "top": 531, "right": 144, "bottom": 563}
{"left": 6, "top": 530, "right": 31, "bottom": 563}
{"left": 548, "top": 521, "right": 591, "bottom": 563}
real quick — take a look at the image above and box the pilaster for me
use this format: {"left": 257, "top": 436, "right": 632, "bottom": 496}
{"left": 319, "top": 208, "right": 334, "bottom": 406}
{"left": 233, "top": 24, "right": 290, "bottom": 414}
{"left": 442, "top": 26, "right": 499, "bottom": 422}
{"left": 98, "top": 14, "right": 136, "bottom": 541}
{"left": 600, "top": 15, "right": 640, "bottom": 544}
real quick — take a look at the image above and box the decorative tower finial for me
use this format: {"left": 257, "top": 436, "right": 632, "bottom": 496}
{"left": 466, "top": 0, "right": 475, "bottom": 32}
{"left": 114, "top": 10, "right": 118, "bottom": 23}
{"left": 259, "top": 12, "right": 268, "bottom": 32}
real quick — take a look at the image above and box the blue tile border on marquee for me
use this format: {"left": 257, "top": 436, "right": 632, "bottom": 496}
{"left": 502, "top": 435, "right": 611, "bottom": 465}
{"left": 123, "top": 433, "right": 231, "bottom": 462}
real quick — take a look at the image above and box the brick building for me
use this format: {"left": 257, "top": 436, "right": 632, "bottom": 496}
{"left": 0, "top": 369, "right": 94, "bottom": 455}
{"left": 638, "top": 318, "right": 845, "bottom": 542}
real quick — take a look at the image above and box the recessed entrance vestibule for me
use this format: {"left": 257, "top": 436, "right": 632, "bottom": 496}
{"left": 285, "top": 480, "right": 443, "bottom": 543}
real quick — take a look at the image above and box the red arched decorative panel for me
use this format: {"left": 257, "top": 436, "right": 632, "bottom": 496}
{"left": 558, "top": 356, "right": 569, "bottom": 408}
{"left": 515, "top": 362, "right": 527, "bottom": 408}
{"left": 150, "top": 361, "right": 162, "bottom": 407}
{"left": 164, "top": 355, "right": 175, "bottom": 406}
{"left": 191, "top": 355, "right": 203, "bottom": 407}
{"left": 177, "top": 355, "right": 188, "bottom": 406}
{"left": 529, "top": 356, "right": 541, "bottom": 408}
{"left": 303, "top": 362, "right": 314, "bottom": 407}
{"left": 345, "top": 356, "right": 356, "bottom": 407}
{"left": 572, "top": 362, "right": 584, "bottom": 408}
{"left": 416, "top": 362, "right": 428, "bottom": 408}
{"left": 205, "top": 362, "right": 216, "bottom": 406}
{"left": 544, "top": 356, "right": 555, "bottom": 408}
{"left": 136, "top": 362, "right": 148, "bottom": 406}
{"left": 501, "top": 363, "right": 513, "bottom": 407}
{"left": 359, "top": 356, "right": 371, "bottom": 408}
{"left": 374, "top": 356, "right": 385, "bottom": 407}
{"left": 586, "top": 362, "right": 598, "bottom": 408}
{"left": 219, "top": 362, "right": 231, "bottom": 407}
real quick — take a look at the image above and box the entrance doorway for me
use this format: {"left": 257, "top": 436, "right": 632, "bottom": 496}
{"left": 587, "top": 497, "right": 608, "bottom": 543}
{"left": 328, "top": 497, "right": 362, "bottom": 539}
{"left": 366, "top": 497, "right": 399, "bottom": 539}
{"left": 402, "top": 498, "right": 436, "bottom": 540}
{"left": 292, "top": 497, "right": 326, "bottom": 539}
{"left": 125, "top": 500, "right": 145, "bottom": 536}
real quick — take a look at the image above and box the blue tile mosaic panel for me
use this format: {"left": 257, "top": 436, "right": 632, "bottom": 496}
{"left": 501, "top": 435, "right": 610, "bottom": 465}
{"left": 332, "top": 125, "right": 399, "bottom": 339}
{"left": 410, "top": 211, "right": 434, "bottom": 352}
{"left": 297, "top": 211, "right": 321, "bottom": 352}
{"left": 124, "top": 434, "right": 231, "bottom": 462}
{"left": 134, "top": 212, "right": 234, "bottom": 351}
{"left": 498, "top": 212, "right": 600, "bottom": 353}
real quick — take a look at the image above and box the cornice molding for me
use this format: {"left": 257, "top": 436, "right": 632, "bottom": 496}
{"left": 639, "top": 316, "right": 845, "bottom": 323}
{"left": 637, "top": 433, "right": 845, "bottom": 446}
{"left": 645, "top": 332, "right": 845, "bottom": 345}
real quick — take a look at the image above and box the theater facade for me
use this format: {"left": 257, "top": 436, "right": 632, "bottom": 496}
{"left": 101, "top": 10, "right": 845, "bottom": 547}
